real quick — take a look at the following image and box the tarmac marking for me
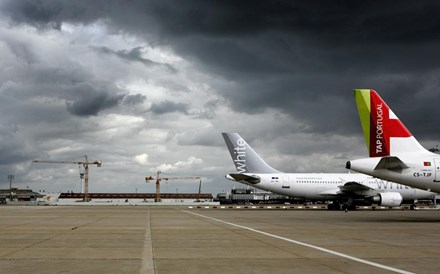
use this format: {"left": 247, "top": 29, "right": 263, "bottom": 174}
{"left": 141, "top": 207, "right": 155, "bottom": 274}
{"left": 184, "top": 210, "right": 414, "bottom": 274}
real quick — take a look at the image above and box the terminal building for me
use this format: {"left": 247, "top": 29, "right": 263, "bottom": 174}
{"left": 0, "top": 188, "right": 215, "bottom": 205}
{"left": 0, "top": 188, "right": 43, "bottom": 203}
{"left": 216, "top": 188, "right": 300, "bottom": 205}
{"left": 57, "top": 192, "right": 215, "bottom": 204}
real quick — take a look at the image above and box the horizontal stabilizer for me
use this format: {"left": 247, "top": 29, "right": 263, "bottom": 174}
{"left": 374, "top": 156, "right": 409, "bottom": 172}
{"left": 226, "top": 173, "right": 261, "bottom": 184}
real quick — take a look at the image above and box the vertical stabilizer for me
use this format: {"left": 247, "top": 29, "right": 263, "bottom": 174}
{"left": 222, "top": 133, "right": 280, "bottom": 173}
{"left": 354, "top": 89, "right": 428, "bottom": 156}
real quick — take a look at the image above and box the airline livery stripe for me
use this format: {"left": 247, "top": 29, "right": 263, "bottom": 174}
{"left": 184, "top": 210, "right": 414, "bottom": 274}
{"left": 355, "top": 89, "right": 372, "bottom": 154}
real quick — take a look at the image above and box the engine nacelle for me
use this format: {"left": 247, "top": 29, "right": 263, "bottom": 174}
{"left": 372, "top": 192, "right": 403, "bottom": 207}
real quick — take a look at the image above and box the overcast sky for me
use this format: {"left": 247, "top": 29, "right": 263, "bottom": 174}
{"left": 1, "top": 0, "right": 440, "bottom": 195}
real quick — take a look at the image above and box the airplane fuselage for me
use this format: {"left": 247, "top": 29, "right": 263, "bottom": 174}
{"left": 229, "top": 172, "right": 434, "bottom": 202}
{"left": 348, "top": 153, "right": 440, "bottom": 193}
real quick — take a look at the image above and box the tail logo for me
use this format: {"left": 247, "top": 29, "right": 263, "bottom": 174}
{"left": 370, "top": 91, "right": 411, "bottom": 157}
{"left": 234, "top": 138, "right": 247, "bottom": 173}
{"left": 356, "top": 89, "right": 412, "bottom": 157}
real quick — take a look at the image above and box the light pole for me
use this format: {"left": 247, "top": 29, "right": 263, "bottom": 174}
{"left": 7, "top": 174, "right": 14, "bottom": 201}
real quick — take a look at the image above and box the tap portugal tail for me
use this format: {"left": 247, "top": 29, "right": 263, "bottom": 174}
{"left": 348, "top": 89, "right": 440, "bottom": 192}
{"left": 354, "top": 89, "right": 429, "bottom": 157}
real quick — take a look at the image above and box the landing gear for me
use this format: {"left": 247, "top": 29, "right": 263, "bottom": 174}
{"left": 327, "top": 202, "right": 341, "bottom": 210}
{"left": 327, "top": 202, "right": 357, "bottom": 211}
{"left": 341, "top": 203, "right": 357, "bottom": 211}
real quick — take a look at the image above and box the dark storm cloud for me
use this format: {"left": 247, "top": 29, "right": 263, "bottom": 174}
{"left": 2, "top": 0, "right": 440, "bottom": 140}
{"left": 65, "top": 91, "right": 125, "bottom": 117}
{"left": 0, "top": 0, "right": 103, "bottom": 30}
{"left": 149, "top": 100, "right": 188, "bottom": 115}
{"left": 0, "top": 58, "right": 135, "bottom": 118}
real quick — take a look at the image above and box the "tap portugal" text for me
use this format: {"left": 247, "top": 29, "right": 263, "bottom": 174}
{"left": 375, "top": 102, "right": 384, "bottom": 154}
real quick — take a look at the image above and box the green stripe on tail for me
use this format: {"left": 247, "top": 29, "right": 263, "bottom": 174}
{"left": 354, "top": 89, "right": 371, "bottom": 155}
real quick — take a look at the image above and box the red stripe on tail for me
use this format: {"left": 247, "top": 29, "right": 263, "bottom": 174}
{"left": 369, "top": 91, "right": 411, "bottom": 157}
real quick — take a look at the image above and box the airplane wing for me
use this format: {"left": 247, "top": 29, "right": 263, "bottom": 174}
{"left": 319, "top": 180, "right": 383, "bottom": 198}
{"left": 316, "top": 189, "right": 341, "bottom": 196}
{"left": 374, "top": 156, "right": 409, "bottom": 172}
{"left": 314, "top": 179, "right": 375, "bottom": 197}
{"left": 338, "top": 181, "right": 373, "bottom": 192}
{"left": 225, "top": 173, "right": 261, "bottom": 184}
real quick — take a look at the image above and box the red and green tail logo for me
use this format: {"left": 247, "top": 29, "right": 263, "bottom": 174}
{"left": 354, "top": 89, "right": 412, "bottom": 157}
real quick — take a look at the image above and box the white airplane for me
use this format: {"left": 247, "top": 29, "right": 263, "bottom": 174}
{"left": 346, "top": 89, "right": 440, "bottom": 193}
{"left": 222, "top": 132, "right": 435, "bottom": 210}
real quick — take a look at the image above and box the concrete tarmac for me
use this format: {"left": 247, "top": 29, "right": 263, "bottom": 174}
{"left": 1, "top": 206, "right": 440, "bottom": 274}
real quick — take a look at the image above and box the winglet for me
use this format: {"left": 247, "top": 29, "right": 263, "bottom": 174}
{"left": 354, "top": 89, "right": 427, "bottom": 156}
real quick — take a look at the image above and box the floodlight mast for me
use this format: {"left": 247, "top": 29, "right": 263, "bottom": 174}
{"left": 32, "top": 155, "right": 102, "bottom": 202}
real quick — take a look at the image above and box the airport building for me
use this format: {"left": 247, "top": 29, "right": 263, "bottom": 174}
{"left": 0, "top": 188, "right": 216, "bottom": 205}
{"left": 217, "top": 188, "right": 301, "bottom": 204}
{"left": 0, "top": 188, "right": 43, "bottom": 203}
{"left": 56, "top": 192, "right": 215, "bottom": 205}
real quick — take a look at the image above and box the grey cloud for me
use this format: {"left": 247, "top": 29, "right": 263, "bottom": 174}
{"left": 122, "top": 94, "right": 146, "bottom": 106}
{"left": 193, "top": 98, "right": 222, "bottom": 119}
{"left": 3, "top": 39, "right": 37, "bottom": 64}
{"left": 176, "top": 129, "right": 221, "bottom": 146}
{"left": 0, "top": 61, "right": 127, "bottom": 118}
{"left": 149, "top": 100, "right": 188, "bottom": 115}
{"left": 66, "top": 91, "right": 125, "bottom": 117}
{"left": 0, "top": 124, "right": 37, "bottom": 165}
{"left": 1, "top": 0, "right": 440, "bottom": 193}
{"left": 93, "top": 46, "right": 177, "bottom": 73}
{"left": 2, "top": 1, "right": 440, "bottom": 137}
{"left": 0, "top": 0, "right": 104, "bottom": 30}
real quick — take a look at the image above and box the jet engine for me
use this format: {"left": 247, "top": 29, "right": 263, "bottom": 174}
{"left": 371, "top": 192, "right": 403, "bottom": 207}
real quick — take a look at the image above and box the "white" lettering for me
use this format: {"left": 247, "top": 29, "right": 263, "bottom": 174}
{"left": 234, "top": 138, "right": 247, "bottom": 173}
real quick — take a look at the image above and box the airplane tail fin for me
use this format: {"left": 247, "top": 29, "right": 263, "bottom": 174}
{"left": 222, "top": 132, "right": 280, "bottom": 173}
{"left": 354, "top": 89, "right": 428, "bottom": 156}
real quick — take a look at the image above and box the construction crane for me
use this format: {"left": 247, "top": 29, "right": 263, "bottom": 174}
{"left": 145, "top": 171, "right": 201, "bottom": 202}
{"left": 32, "top": 155, "right": 102, "bottom": 202}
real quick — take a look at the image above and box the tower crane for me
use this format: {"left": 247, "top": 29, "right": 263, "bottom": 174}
{"left": 145, "top": 171, "right": 201, "bottom": 202}
{"left": 32, "top": 155, "right": 102, "bottom": 202}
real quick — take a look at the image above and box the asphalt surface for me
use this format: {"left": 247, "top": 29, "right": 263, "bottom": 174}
{"left": 0, "top": 206, "right": 440, "bottom": 274}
